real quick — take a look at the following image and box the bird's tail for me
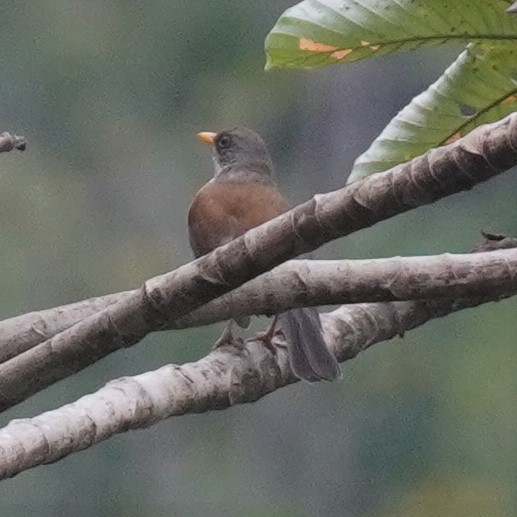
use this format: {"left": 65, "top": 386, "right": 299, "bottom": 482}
{"left": 278, "top": 307, "right": 340, "bottom": 382}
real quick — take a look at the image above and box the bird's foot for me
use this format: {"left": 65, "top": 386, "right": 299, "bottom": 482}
{"left": 212, "top": 320, "right": 239, "bottom": 350}
{"left": 213, "top": 337, "right": 245, "bottom": 351}
{"left": 213, "top": 334, "right": 233, "bottom": 350}
{"left": 246, "top": 316, "right": 282, "bottom": 355}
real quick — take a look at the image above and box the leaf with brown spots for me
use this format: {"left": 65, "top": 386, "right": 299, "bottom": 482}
{"left": 265, "top": 1, "right": 517, "bottom": 181}
{"left": 265, "top": 0, "right": 517, "bottom": 70}
{"left": 349, "top": 43, "right": 517, "bottom": 181}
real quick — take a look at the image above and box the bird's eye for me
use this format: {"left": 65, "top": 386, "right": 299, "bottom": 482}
{"left": 217, "top": 135, "right": 231, "bottom": 149}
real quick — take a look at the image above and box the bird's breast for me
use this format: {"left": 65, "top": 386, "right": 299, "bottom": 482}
{"left": 188, "top": 180, "right": 290, "bottom": 257}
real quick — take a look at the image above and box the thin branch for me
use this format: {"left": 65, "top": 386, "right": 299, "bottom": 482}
{"left": 0, "top": 132, "right": 26, "bottom": 153}
{"left": 0, "top": 113, "right": 516, "bottom": 412}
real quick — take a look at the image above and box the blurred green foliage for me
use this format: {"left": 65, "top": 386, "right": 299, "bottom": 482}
{"left": 0, "top": 2, "right": 516, "bottom": 516}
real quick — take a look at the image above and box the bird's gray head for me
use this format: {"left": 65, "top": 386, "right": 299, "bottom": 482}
{"left": 198, "top": 127, "right": 274, "bottom": 181}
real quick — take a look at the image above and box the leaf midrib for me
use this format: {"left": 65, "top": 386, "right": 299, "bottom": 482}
{"left": 438, "top": 87, "right": 517, "bottom": 145}
{"left": 271, "top": 32, "right": 517, "bottom": 50}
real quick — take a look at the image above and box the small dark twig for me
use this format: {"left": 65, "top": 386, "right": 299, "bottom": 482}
{"left": 0, "top": 132, "right": 27, "bottom": 153}
{"left": 471, "top": 232, "right": 517, "bottom": 253}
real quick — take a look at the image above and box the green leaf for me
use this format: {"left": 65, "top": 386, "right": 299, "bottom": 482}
{"left": 265, "top": 0, "right": 517, "bottom": 181}
{"left": 265, "top": 0, "right": 517, "bottom": 70}
{"left": 348, "top": 42, "right": 517, "bottom": 182}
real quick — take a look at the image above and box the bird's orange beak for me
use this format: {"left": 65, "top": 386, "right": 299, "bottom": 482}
{"left": 198, "top": 131, "right": 217, "bottom": 144}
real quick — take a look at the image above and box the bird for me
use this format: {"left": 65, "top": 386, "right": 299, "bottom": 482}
{"left": 188, "top": 127, "right": 340, "bottom": 382}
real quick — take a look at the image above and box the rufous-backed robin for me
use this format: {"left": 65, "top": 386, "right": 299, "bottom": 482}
{"left": 188, "top": 127, "right": 340, "bottom": 382}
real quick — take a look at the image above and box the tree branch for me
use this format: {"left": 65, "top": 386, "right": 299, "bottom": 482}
{"left": 2, "top": 246, "right": 517, "bottom": 363}
{"left": 0, "top": 271, "right": 513, "bottom": 481}
{"left": 0, "top": 113, "right": 516, "bottom": 413}
{"left": 0, "top": 292, "right": 132, "bottom": 363}
{"left": 0, "top": 132, "right": 26, "bottom": 153}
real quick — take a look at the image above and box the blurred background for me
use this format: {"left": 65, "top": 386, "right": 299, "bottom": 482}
{"left": 0, "top": 1, "right": 516, "bottom": 516}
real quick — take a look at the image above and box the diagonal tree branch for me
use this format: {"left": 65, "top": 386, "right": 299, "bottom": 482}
{"left": 0, "top": 113, "right": 516, "bottom": 413}
{"left": 1, "top": 244, "right": 517, "bottom": 364}
{"left": 0, "top": 258, "right": 514, "bottom": 481}
{"left": 0, "top": 292, "right": 131, "bottom": 363}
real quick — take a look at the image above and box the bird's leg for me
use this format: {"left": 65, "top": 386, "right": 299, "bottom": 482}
{"left": 247, "top": 315, "right": 281, "bottom": 355}
{"left": 212, "top": 320, "right": 235, "bottom": 349}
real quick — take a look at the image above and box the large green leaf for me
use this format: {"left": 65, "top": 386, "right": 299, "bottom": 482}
{"left": 266, "top": 0, "right": 517, "bottom": 181}
{"left": 349, "top": 42, "right": 517, "bottom": 181}
{"left": 265, "top": 0, "right": 517, "bottom": 70}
